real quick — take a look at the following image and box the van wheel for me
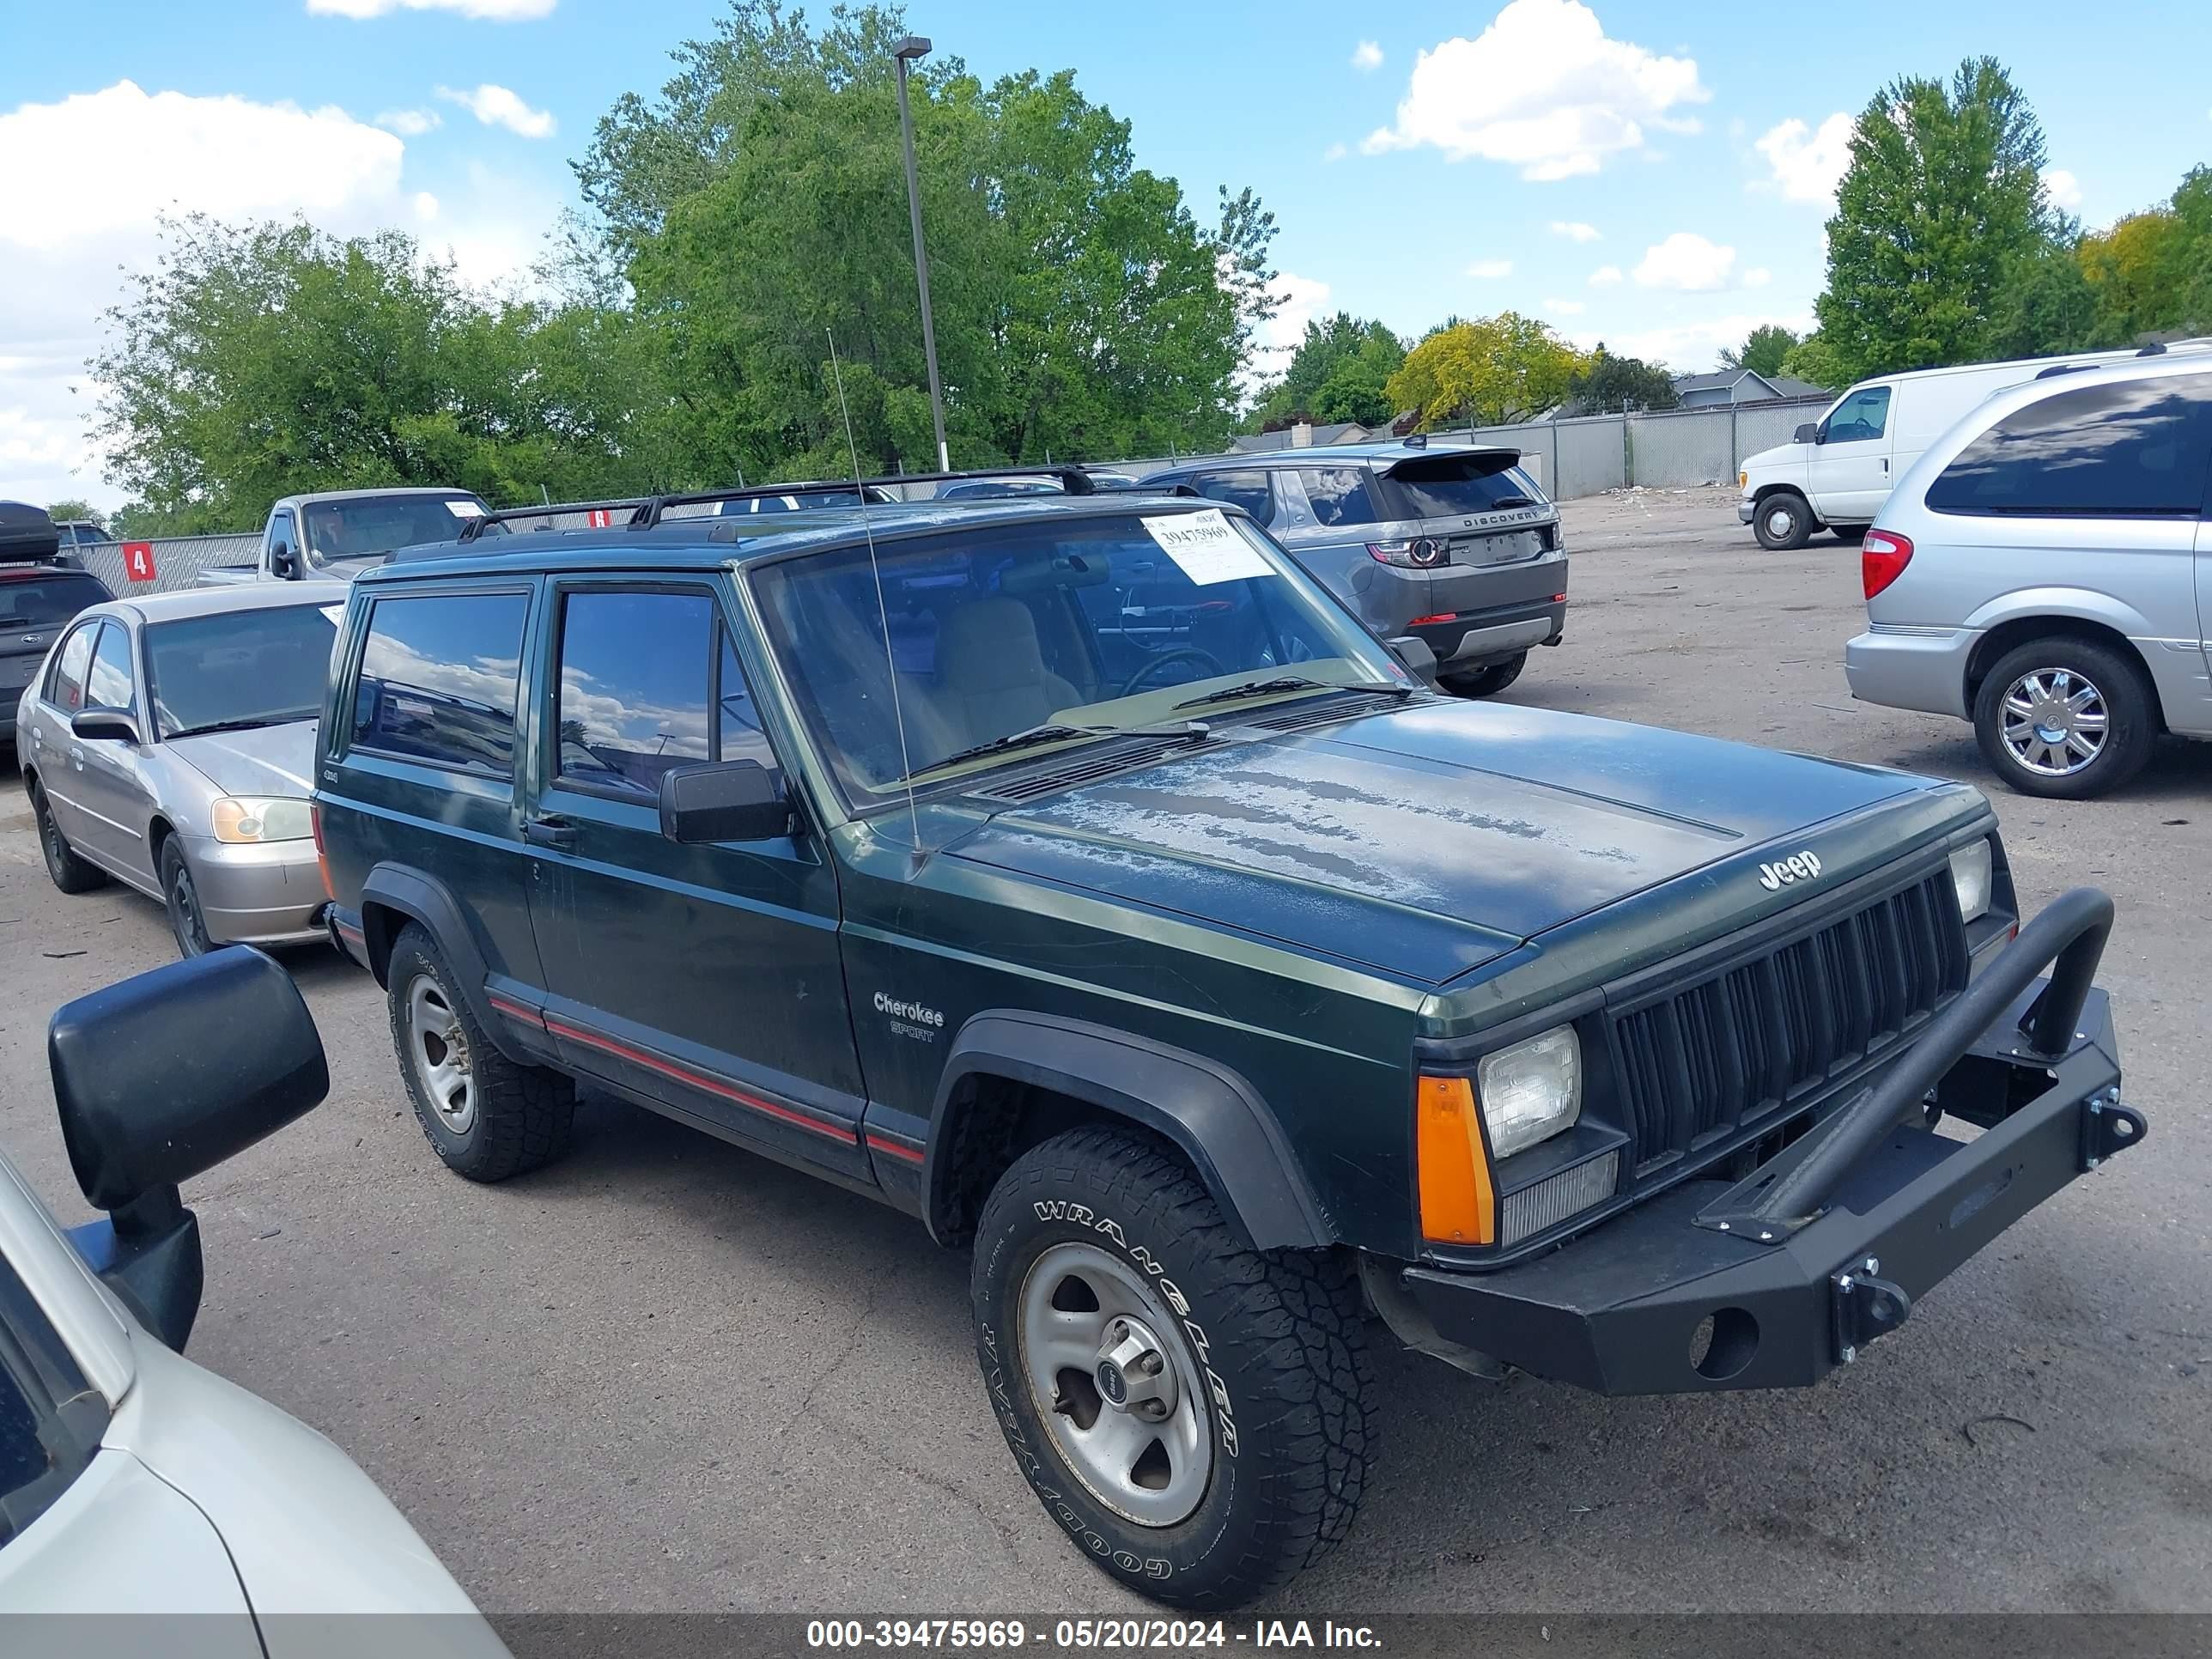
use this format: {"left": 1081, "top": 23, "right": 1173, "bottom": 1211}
{"left": 1440, "top": 651, "right": 1526, "bottom": 699}
{"left": 1972, "top": 639, "right": 2155, "bottom": 800}
{"left": 31, "top": 781, "right": 106, "bottom": 894}
{"left": 386, "top": 924, "right": 574, "bottom": 1181}
{"left": 971, "top": 1126, "right": 1372, "bottom": 1608}
{"left": 1752, "top": 492, "right": 1814, "bottom": 550}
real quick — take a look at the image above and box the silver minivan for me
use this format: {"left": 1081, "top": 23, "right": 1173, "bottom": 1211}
{"left": 1844, "top": 356, "right": 2212, "bottom": 798}
{"left": 1146, "top": 441, "right": 1567, "bottom": 696}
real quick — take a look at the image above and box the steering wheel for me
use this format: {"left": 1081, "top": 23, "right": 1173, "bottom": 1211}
{"left": 1117, "top": 647, "right": 1226, "bottom": 699}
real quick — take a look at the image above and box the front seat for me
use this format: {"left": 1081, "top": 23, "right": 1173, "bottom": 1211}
{"left": 928, "top": 597, "right": 1083, "bottom": 750}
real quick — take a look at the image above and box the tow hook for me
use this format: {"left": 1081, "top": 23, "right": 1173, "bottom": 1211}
{"left": 2081, "top": 1088, "right": 2146, "bottom": 1172}
{"left": 1831, "top": 1258, "right": 1911, "bottom": 1364}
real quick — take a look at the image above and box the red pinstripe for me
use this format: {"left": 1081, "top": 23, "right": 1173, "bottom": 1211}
{"left": 864, "top": 1133, "right": 925, "bottom": 1165}
{"left": 539, "top": 1015, "right": 854, "bottom": 1145}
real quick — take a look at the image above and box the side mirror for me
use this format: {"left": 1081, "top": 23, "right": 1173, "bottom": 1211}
{"left": 1386, "top": 635, "right": 1440, "bottom": 688}
{"left": 1793, "top": 422, "right": 1820, "bottom": 445}
{"left": 270, "top": 545, "right": 298, "bottom": 579}
{"left": 71, "top": 707, "right": 141, "bottom": 744}
{"left": 659, "top": 759, "right": 793, "bottom": 843}
{"left": 52, "top": 947, "right": 328, "bottom": 1350}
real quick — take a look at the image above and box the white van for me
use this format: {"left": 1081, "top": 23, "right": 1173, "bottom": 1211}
{"left": 1736, "top": 341, "right": 2212, "bottom": 549}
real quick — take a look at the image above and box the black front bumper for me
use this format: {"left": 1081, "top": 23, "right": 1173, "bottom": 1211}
{"left": 1404, "top": 894, "right": 2142, "bottom": 1395}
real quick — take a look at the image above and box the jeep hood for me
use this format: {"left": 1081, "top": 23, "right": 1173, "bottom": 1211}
{"left": 948, "top": 700, "right": 1929, "bottom": 983}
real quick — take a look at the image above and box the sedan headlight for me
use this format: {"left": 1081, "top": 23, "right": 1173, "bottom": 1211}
{"left": 1476, "top": 1024, "right": 1583, "bottom": 1159}
{"left": 1948, "top": 838, "right": 1993, "bottom": 924}
{"left": 212, "top": 796, "right": 313, "bottom": 844}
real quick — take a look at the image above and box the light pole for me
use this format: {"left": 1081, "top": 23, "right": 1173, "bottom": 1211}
{"left": 893, "top": 34, "right": 950, "bottom": 472}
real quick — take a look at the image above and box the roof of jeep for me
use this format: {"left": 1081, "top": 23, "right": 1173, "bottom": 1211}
{"left": 358, "top": 493, "right": 1223, "bottom": 584}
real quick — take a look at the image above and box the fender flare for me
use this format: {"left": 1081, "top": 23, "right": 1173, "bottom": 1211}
{"left": 357, "top": 862, "right": 514, "bottom": 1057}
{"left": 927, "top": 1011, "right": 1333, "bottom": 1252}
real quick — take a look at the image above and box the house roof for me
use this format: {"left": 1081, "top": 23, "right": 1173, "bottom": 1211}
{"left": 1228, "top": 420, "right": 1374, "bottom": 453}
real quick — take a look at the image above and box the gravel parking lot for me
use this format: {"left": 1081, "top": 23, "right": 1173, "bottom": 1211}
{"left": 2, "top": 488, "right": 2206, "bottom": 1615}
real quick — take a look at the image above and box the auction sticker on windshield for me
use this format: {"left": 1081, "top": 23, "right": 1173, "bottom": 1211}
{"left": 1140, "top": 507, "right": 1273, "bottom": 586}
{"left": 445, "top": 500, "right": 484, "bottom": 518}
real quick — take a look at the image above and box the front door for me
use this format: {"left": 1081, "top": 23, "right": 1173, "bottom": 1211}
{"left": 68, "top": 620, "right": 157, "bottom": 884}
{"left": 521, "top": 579, "right": 866, "bottom": 1177}
{"left": 1807, "top": 385, "right": 1894, "bottom": 523}
{"left": 30, "top": 622, "right": 101, "bottom": 848}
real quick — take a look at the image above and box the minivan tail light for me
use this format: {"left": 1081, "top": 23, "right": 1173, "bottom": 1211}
{"left": 1369, "top": 538, "right": 1444, "bottom": 568}
{"left": 1862, "top": 530, "right": 1914, "bottom": 599}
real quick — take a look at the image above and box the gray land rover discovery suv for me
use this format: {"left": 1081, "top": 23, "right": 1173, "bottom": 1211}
{"left": 1146, "top": 440, "right": 1566, "bottom": 696}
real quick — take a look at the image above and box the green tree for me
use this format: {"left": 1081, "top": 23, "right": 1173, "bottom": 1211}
{"left": 1719, "top": 325, "right": 1800, "bottom": 378}
{"left": 1564, "top": 345, "right": 1678, "bottom": 413}
{"left": 1778, "top": 333, "right": 1849, "bottom": 389}
{"left": 43, "top": 499, "right": 103, "bottom": 526}
{"left": 1987, "top": 236, "right": 2104, "bottom": 358}
{"left": 1814, "top": 58, "right": 2057, "bottom": 379}
{"left": 1311, "top": 356, "right": 1395, "bottom": 426}
{"left": 1385, "top": 313, "right": 1586, "bottom": 429}
{"left": 1249, "top": 312, "right": 1404, "bottom": 429}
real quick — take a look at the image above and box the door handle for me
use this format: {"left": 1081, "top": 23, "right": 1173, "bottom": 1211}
{"left": 68, "top": 745, "right": 83, "bottom": 768}
{"left": 524, "top": 815, "right": 576, "bottom": 849}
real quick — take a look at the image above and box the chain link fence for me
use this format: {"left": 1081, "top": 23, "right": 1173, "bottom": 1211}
{"left": 73, "top": 531, "right": 260, "bottom": 596}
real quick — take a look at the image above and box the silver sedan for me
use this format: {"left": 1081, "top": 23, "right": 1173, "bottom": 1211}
{"left": 14, "top": 582, "right": 347, "bottom": 957}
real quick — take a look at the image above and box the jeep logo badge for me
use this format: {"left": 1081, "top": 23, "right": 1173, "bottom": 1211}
{"left": 1096, "top": 1359, "right": 1128, "bottom": 1406}
{"left": 1758, "top": 851, "right": 1824, "bottom": 892}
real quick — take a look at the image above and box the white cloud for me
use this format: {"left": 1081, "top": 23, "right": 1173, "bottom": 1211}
{"left": 1549, "top": 220, "right": 1601, "bottom": 242}
{"left": 1589, "top": 264, "right": 1623, "bottom": 286}
{"left": 308, "top": 0, "right": 556, "bottom": 18}
{"left": 0, "top": 80, "right": 552, "bottom": 511}
{"left": 1755, "top": 112, "right": 1854, "bottom": 208}
{"left": 1542, "top": 297, "right": 1587, "bottom": 316}
{"left": 1323, "top": 142, "right": 1347, "bottom": 162}
{"left": 1466, "top": 258, "right": 1513, "bottom": 278}
{"left": 1360, "top": 0, "right": 1707, "bottom": 180}
{"left": 1571, "top": 310, "right": 1816, "bottom": 375}
{"left": 435, "top": 82, "right": 555, "bottom": 138}
{"left": 1352, "top": 40, "right": 1383, "bottom": 71}
{"left": 1743, "top": 266, "right": 1771, "bottom": 288}
{"left": 2044, "top": 167, "right": 2082, "bottom": 210}
{"left": 375, "top": 107, "right": 441, "bottom": 135}
{"left": 1633, "top": 231, "right": 1735, "bottom": 291}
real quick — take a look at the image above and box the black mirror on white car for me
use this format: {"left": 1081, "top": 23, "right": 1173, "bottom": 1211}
{"left": 659, "top": 758, "right": 793, "bottom": 843}
{"left": 70, "top": 707, "right": 140, "bottom": 744}
{"left": 50, "top": 946, "right": 329, "bottom": 1350}
{"left": 1794, "top": 422, "right": 1820, "bottom": 445}
{"left": 270, "top": 545, "right": 298, "bottom": 579}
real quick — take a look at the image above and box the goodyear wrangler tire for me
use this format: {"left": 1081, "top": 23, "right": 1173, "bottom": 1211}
{"left": 971, "top": 1126, "right": 1372, "bottom": 1608}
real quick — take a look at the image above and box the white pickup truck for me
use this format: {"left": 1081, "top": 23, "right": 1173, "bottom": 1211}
{"left": 198, "top": 487, "right": 495, "bottom": 585}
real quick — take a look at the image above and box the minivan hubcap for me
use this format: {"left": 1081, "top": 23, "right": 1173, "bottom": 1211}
{"left": 2000, "top": 668, "right": 2107, "bottom": 776}
{"left": 406, "top": 975, "right": 476, "bottom": 1134}
{"left": 1018, "top": 1242, "right": 1212, "bottom": 1527}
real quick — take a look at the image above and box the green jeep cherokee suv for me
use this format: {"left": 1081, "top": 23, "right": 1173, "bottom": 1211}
{"left": 314, "top": 488, "right": 2143, "bottom": 1608}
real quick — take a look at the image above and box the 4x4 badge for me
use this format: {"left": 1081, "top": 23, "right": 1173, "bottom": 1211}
{"left": 1758, "top": 851, "right": 1823, "bottom": 891}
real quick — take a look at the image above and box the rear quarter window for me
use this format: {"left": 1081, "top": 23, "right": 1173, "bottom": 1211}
{"left": 1926, "top": 374, "right": 2212, "bottom": 518}
{"left": 348, "top": 591, "right": 531, "bottom": 775}
{"left": 1296, "top": 468, "right": 1382, "bottom": 528}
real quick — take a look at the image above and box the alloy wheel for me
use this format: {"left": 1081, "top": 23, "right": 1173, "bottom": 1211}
{"left": 406, "top": 974, "right": 477, "bottom": 1135}
{"left": 1999, "top": 667, "right": 2109, "bottom": 777}
{"left": 1017, "top": 1241, "right": 1213, "bottom": 1528}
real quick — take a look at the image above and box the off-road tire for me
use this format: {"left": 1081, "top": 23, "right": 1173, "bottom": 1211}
{"left": 971, "top": 1126, "right": 1372, "bottom": 1609}
{"left": 1972, "top": 636, "right": 2156, "bottom": 800}
{"left": 386, "top": 923, "right": 574, "bottom": 1181}
{"left": 1440, "top": 650, "right": 1527, "bottom": 700}
{"left": 31, "top": 781, "right": 106, "bottom": 894}
{"left": 1752, "top": 490, "right": 1814, "bottom": 550}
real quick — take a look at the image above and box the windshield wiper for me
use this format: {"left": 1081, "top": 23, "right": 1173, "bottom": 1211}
{"left": 905, "top": 719, "right": 1209, "bottom": 783}
{"left": 1172, "top": 676, "right": 1413, "bottom": 713}
{"left": 166, "top": 714, "right": 309, "bottom": 739}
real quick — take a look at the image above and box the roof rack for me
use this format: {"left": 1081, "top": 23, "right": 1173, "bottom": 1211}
{"left": 455, "top": 465, "right": 1103, "bottom": 544}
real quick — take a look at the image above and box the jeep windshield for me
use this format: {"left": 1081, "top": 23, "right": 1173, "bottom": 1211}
{"left": 301, "top": 493, "right": 495, "bottom": 566}
{"left": 749, "top": 510, "right": 1405, "bottom": 801}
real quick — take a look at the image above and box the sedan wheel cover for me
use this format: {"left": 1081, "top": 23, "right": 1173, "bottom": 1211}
{"left": 1999, "top": 668, "right": 2109, "bottom": 776}
{"left": 1017, "top": 1241, "right": 1214, "bottom": 1528}
{"left": 406, "top": 974, "right": 477, "bottom": 1135}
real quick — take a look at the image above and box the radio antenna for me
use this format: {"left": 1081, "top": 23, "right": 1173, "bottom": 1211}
{"left": 826, "top": 331, "right": 924, "bottom": 864}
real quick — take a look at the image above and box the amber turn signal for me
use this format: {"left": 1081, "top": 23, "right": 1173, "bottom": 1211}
{"left": 1416, "top": 1075, "right": 1496, "bottom": 1245}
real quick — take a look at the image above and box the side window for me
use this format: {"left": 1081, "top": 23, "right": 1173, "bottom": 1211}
{"left": 349, "top": 592, "right": 530, "bottom": 775}
{"left": 46, "top": 622, "right": 97, "bottom": 713}
{"left": 1821, "top": 386, "right": 1892, "bottom": 444}
{"left": 1192, "top": 471, "right": 1276, "bottom": 526}
{"left": 1926, "top": 374, "right": 2212, "bottom": 519}
{"left": 717, "top": 630, "right": 775, "bottom": 769}
{"left": 1297, "top": 468, "right": 1381, "bottom": 528}
{"left": 0, "top": 1254, "right": 104, "bottom": 1546}
{"left": 554, "top": 589, "right": 757, "bottom": 796}
{"left": 86, "top": 622, "right": 135, "bottom": 710}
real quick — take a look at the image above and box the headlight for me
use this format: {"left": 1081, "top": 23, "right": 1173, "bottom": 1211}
{"left": 211, "top": 796, "right": 313, "bottom": 844}
{"left": 1948, "top": 838, "right": 1993, "bottom": 924}
{"left": 1476, "top": 1024, "right": 1583, "bottom": 1159}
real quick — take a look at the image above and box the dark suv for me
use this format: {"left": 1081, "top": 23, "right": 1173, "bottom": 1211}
{"left": 315, "top": 489, "right": 2142, "bottom": 1608}
{"left": 1145, "top": 441, "right": 1565, "bottom": 697}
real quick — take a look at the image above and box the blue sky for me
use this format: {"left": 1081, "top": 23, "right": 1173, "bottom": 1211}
{"left": 5, "top": 0, "right": 2210, "bottom": 510}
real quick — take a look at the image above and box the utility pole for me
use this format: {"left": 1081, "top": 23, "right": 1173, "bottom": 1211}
{"left": 893, "top": 35, "right": 950, "bottom": 472}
